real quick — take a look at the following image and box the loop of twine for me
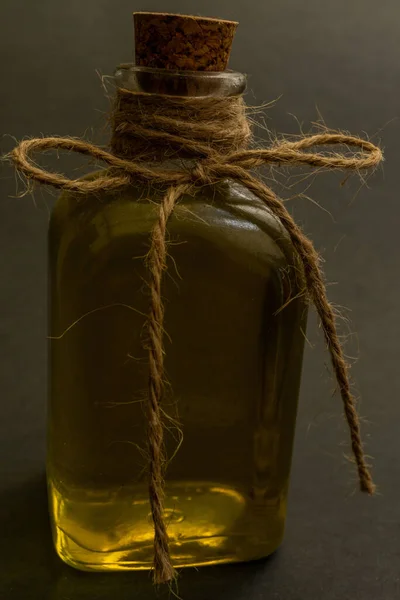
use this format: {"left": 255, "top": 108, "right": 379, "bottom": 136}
{"left": 9, "top": 88, "right": 383, "bottom": 584}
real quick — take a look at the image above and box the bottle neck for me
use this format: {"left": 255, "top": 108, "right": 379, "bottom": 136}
{"left": 110, "top": 66, "right": 249, "bottom": 163}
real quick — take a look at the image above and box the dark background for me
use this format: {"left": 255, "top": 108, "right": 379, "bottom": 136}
{"left": 0, "top": 1, "right": 399, "bottom": 599}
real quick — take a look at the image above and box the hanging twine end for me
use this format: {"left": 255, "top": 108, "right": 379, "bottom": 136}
{"left": 153, "top": 559, "right": 177, "bottom": 585}
{"left": 360, "top": 474, "right": 376, "bottom": 495}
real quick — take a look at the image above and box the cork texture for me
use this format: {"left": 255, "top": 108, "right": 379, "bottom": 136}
{"left": 133, "top": 12, "right": 238, "bottom": 71}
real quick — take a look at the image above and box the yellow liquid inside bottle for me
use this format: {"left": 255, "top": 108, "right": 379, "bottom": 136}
{"left": 48, "top": 177, "right": 306, "bottom": 570}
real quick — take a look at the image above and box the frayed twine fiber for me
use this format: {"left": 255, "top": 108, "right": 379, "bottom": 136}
{"left": 9, "top": 87, "right": 383, "bottom": 584}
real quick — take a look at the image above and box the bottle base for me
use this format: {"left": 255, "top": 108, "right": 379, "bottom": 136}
{"left": 55, "top": 534, "right": 281, "bottom": 573}
{"left": 49, "top": 478, "right": 285, "bottom": 572}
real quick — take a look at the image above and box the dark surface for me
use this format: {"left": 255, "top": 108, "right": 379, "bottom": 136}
{"left": 0, "top": 1, "right": 399, "bottom": 599}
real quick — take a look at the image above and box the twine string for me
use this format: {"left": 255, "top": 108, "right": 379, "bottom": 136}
{"left": 9, "top": 89, "right": 383, "bottom": 583}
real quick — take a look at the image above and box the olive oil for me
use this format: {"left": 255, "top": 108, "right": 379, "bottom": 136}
{"left": 48, "top": 179, "right": 306, "bottom": 570}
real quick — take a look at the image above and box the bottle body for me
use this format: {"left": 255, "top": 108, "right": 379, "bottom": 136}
{"left": 48, "top": 177, "right": 307, "bottom": 571}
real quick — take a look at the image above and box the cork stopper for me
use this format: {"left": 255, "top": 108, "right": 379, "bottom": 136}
{"left": 133, "top": 12, "right": 238, "bottom": 72}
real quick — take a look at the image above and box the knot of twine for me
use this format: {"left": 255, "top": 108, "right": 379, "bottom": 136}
{"left": 10, "top": 88, "right": 383, "bottom": 584}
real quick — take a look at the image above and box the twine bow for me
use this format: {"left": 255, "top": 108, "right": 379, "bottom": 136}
{"left": 9, "top": 90, "right": 383, "bottom": 584}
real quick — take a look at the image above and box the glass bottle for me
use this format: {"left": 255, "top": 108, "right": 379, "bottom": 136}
{"left": 47, "top": 33, "right": 307, "bottom": 574}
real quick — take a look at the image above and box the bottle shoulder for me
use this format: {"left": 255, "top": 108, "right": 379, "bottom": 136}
{"left": 50, "top": 171, "right": 296, "bottom": 275}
